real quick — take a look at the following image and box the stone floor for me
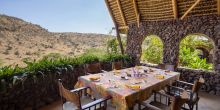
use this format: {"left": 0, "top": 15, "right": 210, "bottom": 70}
{"left": 39, "top": 92, "right": 220, "bottom": 110}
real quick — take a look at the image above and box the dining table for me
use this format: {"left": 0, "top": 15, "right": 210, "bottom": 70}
{"left": 75, "top": 66, "right": 180, "bottom": 110}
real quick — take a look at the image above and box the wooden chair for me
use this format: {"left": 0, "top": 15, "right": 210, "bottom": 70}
{"left": 84, "top": 62, "right": 107, "bottom": 74}
{"left": 158, "top": 63, "right": 165, "bottom": 70}
{"left": 166, "top": 77, "right": 205, "bottom": 110}
{"left": 139, "top": 90, "right": 189, "bottom": 110}
{"left": 158, "top": 64, "right": 175, "bottom": 71}
{"left": 58, "top": 79, "right": 112, "bottom": 110}
{"left": 112, "top": 61, "right": 123, "bottom": 70}
{"left": 164, "top": 64, "right": 175, "bottom": 71}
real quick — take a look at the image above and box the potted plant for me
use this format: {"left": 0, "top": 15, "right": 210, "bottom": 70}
{"left": 80, "top": 54, "right": 101, "bottom": 74}
{"left": 111, "top": 54, "right": 124, "bottom": 70}
{"left": 99, "top": 54, "right": 112, "bottom": 71}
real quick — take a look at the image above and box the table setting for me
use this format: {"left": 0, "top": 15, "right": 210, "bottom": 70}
{"left": 75, "top": 66, "right": 180, "bottom": 110}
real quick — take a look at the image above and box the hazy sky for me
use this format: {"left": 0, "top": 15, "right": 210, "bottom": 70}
{"left": 0, "top": 0, "right": 114, "bottom": 34}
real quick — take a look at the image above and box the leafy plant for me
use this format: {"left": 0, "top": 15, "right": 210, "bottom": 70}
{"left": 78, "top": 54, "right": 99, "bottom": 64}
{"left": 142, "top": 35, "right": 163, "bottom": 64}
{"left": 141, "top": 34, "right": 213, "bottom": 70}
{"left": 179, "top": 46, "right": 213, "bottom": 70}
{"left": 107, "top": 38, "right": 119, "bottom": 54}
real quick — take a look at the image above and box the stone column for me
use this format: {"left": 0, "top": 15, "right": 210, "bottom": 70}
{"left": 214, "top": 25, "right": 220, "bottom": 73}
{"left": 126, "top": 25, "right": 144, "bottom": 65}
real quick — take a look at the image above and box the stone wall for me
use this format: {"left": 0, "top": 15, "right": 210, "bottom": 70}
{"left": 0, "top": 66, "right": 85, "bottom": 110}
{"left": 177, "top": 67, "right": 220, "bottom": 95}
{"left": 126, "top": 15, "right": 220, "bottom": 73}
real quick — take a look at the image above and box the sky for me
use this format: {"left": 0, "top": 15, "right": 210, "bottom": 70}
{"left": 0, "top": 0, "right": 114, "bottom": 34}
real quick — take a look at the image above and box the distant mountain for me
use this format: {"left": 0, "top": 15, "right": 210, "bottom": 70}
{"left": 0, "top": 14, "right": 111, "bottom": 66}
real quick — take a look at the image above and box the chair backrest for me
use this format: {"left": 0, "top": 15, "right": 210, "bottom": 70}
{"left": 192, "top": 77, "right": 205, "bottom": 93}
{"left": 171, "top": 90, "right": 188, "bottom": 110}
{"left": 112, "top": 61, "right": 123, "bottom": 70}
{"left": 158, "top": 63, "right": 165, "bottom": 69}
{"left": 58, "top": 79, "right": 81, "bottom": 109}
{"left": 85, "top": 62, "right": 101, "bottom": 74}
{"left": 158, "top": 63, "right": 175, "bottom": 71}
{"left": 164, "top": 64, "right": 175, "bottom": 71}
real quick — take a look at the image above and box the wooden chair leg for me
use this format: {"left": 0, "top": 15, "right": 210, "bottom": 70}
{"left": 196, "top": 102, "right": 198, "bottom": 110}
{"left": 129, "top": 106, "right": 134, "bottom": 110}
{"left": 138, "top": 103, "right": 141, "bottom": 110}
{"left": 188, "top": 104, "right": 193, "bottom": 110}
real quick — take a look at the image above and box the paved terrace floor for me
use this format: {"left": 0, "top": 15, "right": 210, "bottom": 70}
{"left": 39, "top": 92, "right": 220, "bottom": 110}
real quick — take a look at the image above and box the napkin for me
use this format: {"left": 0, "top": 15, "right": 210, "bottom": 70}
{"left": 126, "top": 84, "right": 141, "bottom": 90}
{"left": 90, "top": 76, "right": 100, "bottom": 81}
{"left": 155, "top": 75, "right": 165, "bottom": 79}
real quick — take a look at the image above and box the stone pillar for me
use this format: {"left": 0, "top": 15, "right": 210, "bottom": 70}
{"left": 126, "top": 25, "right": 144, "bottom": 65}
{"left": 161, "top": 31, "right": 180, "bottom": 66}
{"left": 213, "top": 25, "right": 220, "bottom": 73}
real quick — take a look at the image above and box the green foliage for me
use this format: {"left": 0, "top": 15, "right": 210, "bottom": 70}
{"left": 78, "top": 54, "right": 99, "bottom": 64}
{"left": 180, "top": 35, "right": 213, "bottom": 51}
{"left": 141, "top": 35, "right": 213, "bottom": 70}
{"left": 107, "top": 38, "right": 119, "bottom": 54}
{"left": 0, "top": 65, "right": 22, "bottom": 80}
{"left": 179, "top": 47, "right": 213, "bottom": 70}
{"left": 0, "top": 51, "right": 132, "bottom": 88}
{"left": 142, "top": 35, "right": 163, "bottom": 64}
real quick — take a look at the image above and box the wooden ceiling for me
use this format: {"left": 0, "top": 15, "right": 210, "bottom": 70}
{"left": 105, "top": 0, "right": 219, "bottom": 33}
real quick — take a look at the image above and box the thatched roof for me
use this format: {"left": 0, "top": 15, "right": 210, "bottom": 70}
{"left": 105, "top": 0, "right": 219, "bottom": 33}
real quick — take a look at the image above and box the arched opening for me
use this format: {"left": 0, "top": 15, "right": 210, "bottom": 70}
{"left": 179, "top": 34, "right": 214, "bottom": 70}
{"left": 141, "top": 35, "right": 163, "bottom": 64}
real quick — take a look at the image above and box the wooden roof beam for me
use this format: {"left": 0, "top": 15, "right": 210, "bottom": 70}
{"left": 171, "top": 0, "right": 178, "bottom": 19}
{"left": 132, "top": 0, "right": 140, "bottom": 27}
{"left": 105, "top": 0, "right": 117, "bottom": 28}
{"left": 218, "top": 0, "right": 220, "bottom": 15}
{"left": 116, "top": 0, "right": 127, "bottom": 26}
{"left": 180, "top": 0, "right": 201, "bottom": 20}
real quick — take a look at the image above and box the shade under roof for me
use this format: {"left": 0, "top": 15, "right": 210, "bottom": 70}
{"left": 105, "top": 0, "right": 218, "bottom": 33}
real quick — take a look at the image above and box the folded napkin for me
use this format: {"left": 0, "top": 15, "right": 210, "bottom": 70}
{"left": 126, "top": 84, "right": 141, "bottom": 90}
{"left": 155, "top": 75, "right": 165, "bottom": 79}
{"left": 135, "top": 66, "right": 142, "bottom": 69}
{"left": 89, "top": 76, "right": 100, "bottom": 81}
{"left": 113, "top": 70, "right": 120, "bottom": 74}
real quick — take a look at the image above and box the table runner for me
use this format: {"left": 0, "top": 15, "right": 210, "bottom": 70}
{"left": 75, "top": 66, "right": 180, "bottom": 110}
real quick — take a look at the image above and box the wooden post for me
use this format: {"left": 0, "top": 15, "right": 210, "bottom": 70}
{"left": 171, "top": 0, "right": 178, "bottom": 19}
{"left": 180, "top": 0, "right": 201, "bottom": 20}
{"left": 218, "top": 0, "right": 220, "bottom": 15}
{"left": 115, "top": 26, "right": 125, "bottom": 54}
{"left": 105, "top": 0, "right": 124, "bottom": 54}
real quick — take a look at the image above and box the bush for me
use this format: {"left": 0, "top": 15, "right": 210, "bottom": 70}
{"left": 78, "top": 54, "right": 99, "bottom": 64}
{"left": 107, "top": 38, "right": 119, "bottom": 54}
{"left": 179, "top": 46, "right": 213, "bottom": 70}
{"left": 141, "top": 35, "right": 213, "bottom": 70}
{"left": 142, "top": 36, "right": 163, "bottom": 64}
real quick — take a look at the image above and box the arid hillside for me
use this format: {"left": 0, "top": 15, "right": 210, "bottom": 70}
{"left": 0, "top": 15, "right": 111, "bottom": 66}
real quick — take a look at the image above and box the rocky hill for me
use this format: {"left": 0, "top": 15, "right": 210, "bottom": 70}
{"left": 0, "top": 14, "right": 111, "bottom": 66}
